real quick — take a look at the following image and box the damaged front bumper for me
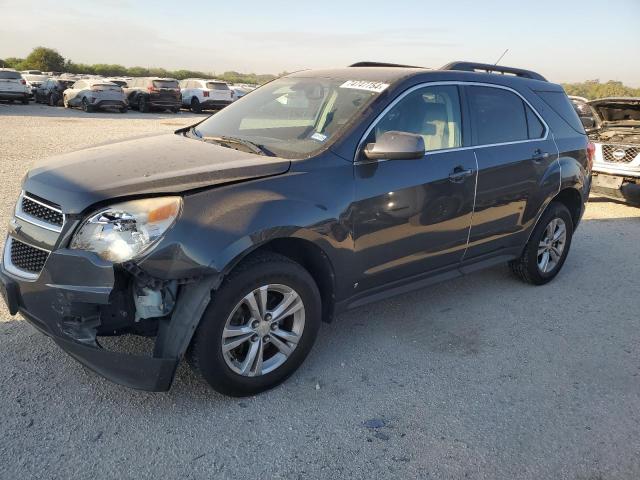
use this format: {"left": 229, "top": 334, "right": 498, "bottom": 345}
{"left": 0, "top": 247, "right": 218, "bottom": 392}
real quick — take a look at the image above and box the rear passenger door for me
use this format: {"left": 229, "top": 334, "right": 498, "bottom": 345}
{"left": 463, "top": 84, "right": 558, "bottom": 259}
{"left": 353, "top": 84, "right": 477, "bottom": 291}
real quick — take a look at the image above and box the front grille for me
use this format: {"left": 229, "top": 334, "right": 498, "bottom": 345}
{"left": 10, "top": 239, "right": 49, "bottom": 274}
{"left": 602, "top": 144, "right": 639, "bottom": 164}
{"left": 21, "top": 195, "right": 63, "bottom": 227}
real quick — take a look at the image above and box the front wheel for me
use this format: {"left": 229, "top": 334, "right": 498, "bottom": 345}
{"left": 187, "top": 253, "right": 321, "bottom": 397}
{"left": 509, "top": 201, "right": 574, "bottom": 285}
{"left": 138, "top": 96, "right": 149, "bottom": 113}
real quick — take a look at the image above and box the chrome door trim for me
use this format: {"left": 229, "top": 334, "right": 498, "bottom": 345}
{"left": 353, "top": 81, "right": 550, "bottom": 164}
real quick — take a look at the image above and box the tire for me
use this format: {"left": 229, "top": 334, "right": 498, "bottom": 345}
{"left": 47, "top": 93, "right": 55, "bottom": 106}
{"left": 170, "top": 106, "right": 179, "bottom": 113}
{"left": 138, "top": 96, "right": 149, "bottom": 113}
{"left": 21, "top": 97, "right": 29, "bottom": 105}
{"left": 187, "top": 252, "right": 321, "bottom": 397}
{"left": 190, "top": 97, "right": 201, "bottom": 113}
{"left": 509, "top": 201, "right": 574, "bottom": 285}
{"left": 119, "top": 106, "right": 127, "bottom": 113}
{"left": 81, "top": 97, "right": 93, "bottom": 112}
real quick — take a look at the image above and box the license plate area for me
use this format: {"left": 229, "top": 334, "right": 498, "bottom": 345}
{"left": 593, "top": 174, "right": 623, "bottom": 190}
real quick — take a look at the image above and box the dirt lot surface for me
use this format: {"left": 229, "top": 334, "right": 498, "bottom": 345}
{"left": 1, "top": 103, "right": 639, "bottom": 479}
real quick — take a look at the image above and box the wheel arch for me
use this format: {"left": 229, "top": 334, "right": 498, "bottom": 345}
{"left": 552, "top": 187, "right": 584, "bottom": 229}
{"left": 224, "top": 236, "right": 337, "bottom": 323}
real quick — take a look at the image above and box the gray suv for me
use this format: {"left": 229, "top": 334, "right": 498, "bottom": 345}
{"left": 0, "top": 62, "right": 591, "bottom": 396}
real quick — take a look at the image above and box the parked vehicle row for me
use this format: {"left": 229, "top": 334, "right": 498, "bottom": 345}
{"left": 1, "top": 68, "right": 250, "bottom": 114}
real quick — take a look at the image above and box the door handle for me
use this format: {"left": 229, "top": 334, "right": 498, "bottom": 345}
{"left": 532, "top": 149, "right": 550, "bottom": 162}
{"left": 448, "top": 167, "right": 474, "bottom": 183}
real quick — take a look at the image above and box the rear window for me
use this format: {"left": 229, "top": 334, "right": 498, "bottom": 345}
{"left": 535, "top": 90, "right": 585, "bottom": 134}
{"left": 153, "top": 80, "right": 179, "bottom": 89}
{"left": 468, "top": 86, "right": 530, "bottom": 145}
{"left": 109, "top": 80, "right": 128, "bottom": 87}
{"left": 24, "top": 75, "right": 48, "bottom": 82}
{"left": 206, "top": 82, "right": 230, "bottom": 90}
{"left": 0, "top": 71, "right": 22, "bottom": 80}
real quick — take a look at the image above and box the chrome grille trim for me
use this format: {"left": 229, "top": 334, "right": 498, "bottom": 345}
{"left": 2, "top": 237, "right": 50, "bottom": 280}
{"left": 14, "top": 191, "right": 65, "bottom": 233}
{"left": 601, "top": 144, "right": 640, "bottom": 164}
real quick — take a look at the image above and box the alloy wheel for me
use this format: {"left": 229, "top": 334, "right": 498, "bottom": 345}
{"left": 221, "top": 284, "right": 305, "bottom": 377}
{"left": 537, "top": 217, "right": 567, "bottom": 273}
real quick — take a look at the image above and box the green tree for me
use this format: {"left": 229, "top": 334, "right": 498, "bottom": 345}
{"left": 562, "top": 80, "right": 640, "bottom": 99}
{"left": 2, "top": 57, "right": 24, "bottom": 69}
{"left": 20, "top": 47, "right": 65, "bottom": 72}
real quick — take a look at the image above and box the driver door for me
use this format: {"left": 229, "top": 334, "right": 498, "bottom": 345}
{"left": 352, "top": 84, "right": 477, "bottom": 292}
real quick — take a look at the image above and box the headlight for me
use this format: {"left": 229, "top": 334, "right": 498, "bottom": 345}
{"left": 70, "top": 196, "right": 182, "bottom": 263}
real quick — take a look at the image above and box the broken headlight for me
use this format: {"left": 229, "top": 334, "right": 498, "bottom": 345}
{"left": 70, "top": 197, "right": 182, "bottom": 263}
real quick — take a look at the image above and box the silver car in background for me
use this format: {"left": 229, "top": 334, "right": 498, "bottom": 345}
{"left": 63, "top": 79, "right": 128, "bottom": 113}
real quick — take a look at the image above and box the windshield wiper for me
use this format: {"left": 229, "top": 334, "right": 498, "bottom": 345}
{"left": 199, "top": 134, "right": 274, "bottom": 156}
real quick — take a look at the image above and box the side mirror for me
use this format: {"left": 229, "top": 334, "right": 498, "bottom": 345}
{"left": 364, "top": 131, "right": 425, "bottom": 161}
{"left": 580, "top": 116, "right": 596, "bottom": 129}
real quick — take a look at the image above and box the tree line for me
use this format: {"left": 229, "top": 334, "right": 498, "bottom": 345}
{"left": 3, "top": 47, "right": 639, "bottom": 97}
{"left": 1, "top": 47, "right": 279, "bottom": 85}
{"left": 561, "top": 80, "right": 640, "bottom": 99}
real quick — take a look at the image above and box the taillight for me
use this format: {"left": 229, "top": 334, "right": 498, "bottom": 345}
{"left": 586, "top": 142, "right": 595, "bottom": 172}
{"left": 147, "top": 85, "right": 157, "bottom": 93}
{"left": 20, "top": 79, "right": 26, "bottom": 85}
{"left": 203, "top": 91, "right": 209, "bottom": 97}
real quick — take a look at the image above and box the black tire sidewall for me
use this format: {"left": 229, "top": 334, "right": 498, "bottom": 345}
{"left": 191, "top": 259, "right": 321, "bottom": 396}
{"left": 526, "top": 202, "right": 574, "bottom": 283}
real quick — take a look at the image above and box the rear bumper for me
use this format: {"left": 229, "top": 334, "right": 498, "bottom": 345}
{"left": 0, "top": 248, "right": 179, "bottom": 391}
{"left": 200, "top": 99, "right": 233, "bottom": 110}
{"left": 149, "top": 97, "right": 181, "bottom": 108}
{"left": 94, "top": 100, "right": 127, "bottom": 110}
{"left": 0, "top": 91, "right": 29, "bottom": 100}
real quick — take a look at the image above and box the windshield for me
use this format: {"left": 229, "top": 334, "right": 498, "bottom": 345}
{"left": 192, "top": 77, "right": 384, "bottom": 159}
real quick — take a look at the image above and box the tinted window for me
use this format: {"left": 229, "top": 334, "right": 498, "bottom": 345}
{"left": 535, "top": 90, "right": 584, "bottom": 133}
{"left": 207, "top": 82, "right": 230, "bottom": 90}
{"left": 468, "top": 86, "right": 529, "bottom": 145}
{"left": 153, "top": 80, "right": 179, "bottom": 89}
{"left": 372, "top": 85, "right": 463, "bottom": 151}
{"left": 525, "top": 104, "right": 545, "bottom": 139}
{"left": 0, "top": 71, "right": 22, "bottom": 80}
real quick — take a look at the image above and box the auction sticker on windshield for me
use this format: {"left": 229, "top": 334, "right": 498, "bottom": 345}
{"left": 340, "top": 80, "right": 390, "bottom": 93}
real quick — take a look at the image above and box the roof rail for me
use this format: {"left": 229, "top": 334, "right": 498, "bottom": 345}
{"left": 349, "top": 61, "right": 424, "bottom": 69}
{"left": 441, "top": 61, "right": 547, "bottom": 82}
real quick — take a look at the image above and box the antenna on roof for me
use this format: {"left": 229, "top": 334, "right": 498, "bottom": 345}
{"left": 494, "top": 49, "right": 509, "bottom": 65}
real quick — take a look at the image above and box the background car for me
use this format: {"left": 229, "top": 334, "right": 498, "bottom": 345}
{"left": 104, "top": 78, "right": 128, "bottom": 88}
{"left": 569, "top": 95, "right": 597, "bottom": 129}
{"left": 22, "top": 73, "right": 49, "bottom": 99}
{"left": 123, "top": 77, "right": 181, "bottom": 113}
{"left": 34, "top": 77, "right": 76, "bottom": 106}
{"left": 0, "top": 68, "right": 30, "bottom": 104}
{"left": 63, "top": 79, "right": 128, "bottom": 112}
{"left": 229, "top": 84, "right": 254, "bottom": 101}
{"left": 179, "top": 78, "right": 234, "bottom": 112}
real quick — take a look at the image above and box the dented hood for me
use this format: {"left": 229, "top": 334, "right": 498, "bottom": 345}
{"left": 23, "top": 133, "right": 291, "bottom": 213}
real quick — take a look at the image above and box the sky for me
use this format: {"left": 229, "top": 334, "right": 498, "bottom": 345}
{"left": 1, "top": 0, "right": 639, "bottom": 86}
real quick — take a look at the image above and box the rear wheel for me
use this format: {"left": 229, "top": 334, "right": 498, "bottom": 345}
{"left": 509, "top": 202, "right": 574, "bottom": 285}
{"left": 190, "top": 97, "right": 201, "bottom": 113}
{"left": 138, "top": 96, "right": 149, "bottom": 113}
{"left": 187, "top": 253, "right": 321, "bottom": 397}
{"left": 21, "top": 97, "right": 28, "bottom": 105}
{"left": 170, "top": 106, "right": 179, "bottom": 113}
{"left": 81, "top": 97, "right": 93, "bottom": 112}
{"left": 119, "top": 106, "right": 127, "bottom": 113}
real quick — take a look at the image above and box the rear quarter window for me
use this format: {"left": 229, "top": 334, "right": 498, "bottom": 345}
{"left": 535, "top": 90, "right": 585, "bottom": 134}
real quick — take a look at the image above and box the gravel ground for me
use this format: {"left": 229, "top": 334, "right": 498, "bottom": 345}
{"left": 1, "top": 103, "right": 639, "bottom": 480}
